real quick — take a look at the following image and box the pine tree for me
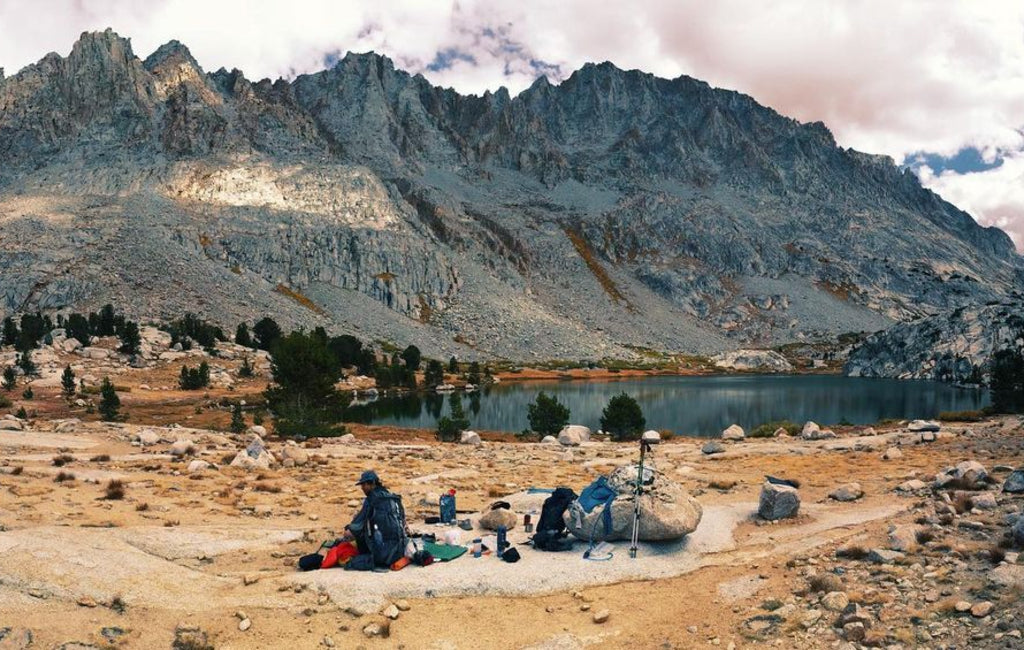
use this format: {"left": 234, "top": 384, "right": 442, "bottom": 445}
{"left": 230, "top": 402, "right": 246, "bottom": 433}
{"left": 238, "top": 356, "right": 254, "bottom": 378}
{"left": 235, "top": 323, "right": 253, "bottom": 348}
{"left": 528, "top": 391, "right": 571, "bottom": 435}
{"left": 1, "top": 316, "right": 19, "bottom": 348}
{"left": 98, "top": 377, "right": 122, "bottom": 422}
{"left": 119, "top": 321, "right": 141, "bottom": 356}
{"left": 448, "top": 356, "right": 458, "bottom": 374}
{"left": 401, "top": 345, "right": 422, "bottom": 371}
{"left": 61, "top": 365, "right": 76, "bottom": 398}
{"left": 600, "top": 392, "right": 646, "bottom": 441}
{"left": 424, "top": 359, "right": 445, "bottom": 388}
{"left": 1, "top": 366, "right": 15, "bottom": 391}
{"left": 16, "top": 350, "right": 36, "bottom": 376}
{"left": 467, "top": 361, "right": 481, "bottom": 385}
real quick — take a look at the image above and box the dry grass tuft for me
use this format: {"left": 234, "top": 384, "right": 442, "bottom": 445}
{"left": 916, "top": 529, "right": 936, "bottom": 545}
{"left": 135, "top": 502, "right": 149, "bottom": 512}
{"left": 90, "top": 454, "right": 111, "bottom": 463}
{"left": 254, "top": 482, "right": 282, "bottom": 493}
{"left": 11, "top": 466, "right": 23, "bottom": 476}
{"left": 104, "top": 479, "right": 125, "bottom": 500}
{"left": 51, "top": 454, "right": 74, "bottom": 467}
{"left": 54, "top": 471, "right": 75, "bottom": 483}
{"left": 808, "top": 573, "right": 843, "bottom": 593}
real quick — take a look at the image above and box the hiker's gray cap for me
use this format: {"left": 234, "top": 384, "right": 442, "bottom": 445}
{"left": 355, "top": 470, "right": 379, "bottom": 485}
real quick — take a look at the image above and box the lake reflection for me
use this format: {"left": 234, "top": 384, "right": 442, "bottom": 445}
{"left": 346, "top": 375, "right": 990, "bottom": 436}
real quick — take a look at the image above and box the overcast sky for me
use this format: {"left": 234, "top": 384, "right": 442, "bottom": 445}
{"left": 1, "top": 0, "right": 1022, "bottom": 249}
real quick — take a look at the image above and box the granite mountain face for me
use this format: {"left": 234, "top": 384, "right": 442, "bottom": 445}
{"left": 0, "top": 29, "right": 1020, "bottom": 359}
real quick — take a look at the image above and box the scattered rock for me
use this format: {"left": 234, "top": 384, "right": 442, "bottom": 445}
{"left": 887, "top": 525, "right": 916, "bottom": 552}
{"left": 169, "top": 439, "right": 195, "bottom": 457}
{"left": 592, "top": 609, "right": 610, "bottom": 624}
{"left": 479, "top": 507, "right": 517, "bottom": 531}
{"left": 908, "top": 419, "right": 940, "bottom": 432}
{"left": 382, "top": 604, "right": 399, "bottom": 620}
{"left": 394, "top": 600, "right": 411, "bottom": 612}
{"left": 558, "top": 425, "right": 591, "bottom": 446}
{"left": 702, "top": 441, "right": 725, "bottom": 455}
{"left": 362, "top": 621, "right": 389, "bottom": 638}
{"left": 459, "top": 430, "right": 482, "bottom": 446}
{"left": 541, "top": 436, "right": 558, "bottom": 445}
{"left": 280, "top": 446, "right": 309, "bottom": 466}
{"left": 934, "top": 460, "right": 989, "bottom": 490}
{"left": 867, "top": 548, "right": 905, "bottom": 564}
{"left": 954, "top": 601, "right": 972, "bottom": 613}
{"left": 821, "top": 591, "right": 849, "bottom": 612}
{"left": 896, "top": 479, "right": 927, "bottom": 492}
{"left": 721, "top": 424, "right": 745, "bottom": 441}
{"left": 0, "top": 419, "right": 24, "bottom": 431}
{"left": 758, "top": 481, "right": 799, "bottom": 520}
{"left": 829, "top": 483, "right": 863, "bottom": 502}
{"left": 1002, "top": 469, "right": 1024, "bottom": 494}
{"left": 186, "top": 460, "right": 212, "bottom": 474}
{"left": 971, "top": 601, "right": 994, "bottom": 618}
{"left": 882, "top": 447, "right": 902, "bottom": 460}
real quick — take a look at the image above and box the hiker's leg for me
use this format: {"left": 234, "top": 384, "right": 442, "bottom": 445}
{"left": 355, "top": 533, "right": 370, "bottom": 556}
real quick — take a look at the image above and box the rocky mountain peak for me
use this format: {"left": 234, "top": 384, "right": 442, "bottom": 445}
{"left": 0, "top": 31, "right": 1020, "bottom": 360}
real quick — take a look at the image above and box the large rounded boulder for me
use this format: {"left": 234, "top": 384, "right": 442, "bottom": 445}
{"left": 565, "top": 465, "right": 702, "bottom": 542}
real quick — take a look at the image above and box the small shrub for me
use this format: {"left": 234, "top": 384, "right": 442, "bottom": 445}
{"left": 21, "top": 386, "right": 33, "bottom": 400}
{"left": 953, "top": 493, "right": 974, "bottom": 514}
{"left": 937, "top": 410, "right": 985, "bottom": 422}
{"left": 254, "top": 482, "right": 281, "bottom": 493}
{"left": 808, "top": 573, "right": 843, "bottom": 593}
{"left": 750, "top": 420, "right": 800, "bottom": 438}
{"left": 109, "top": 594, "right": 127, "bottom": 614}
{"left": 90, "top": 454, "right": 111, "bottom": 463}
{"left": 104, "top": 479, "right": 125, "bottom": 500}
{"left": 11, "top": 465, "right": 24, "bottom": 475}
{"left": 135, "top": 502, "right": 149, "bottom": 512}
{"left": 52, "top": 454, "right": 74, "bottom": 467}
{"left": 0, "top": 393, "right": 10, "bottom": 408}
{"left": 915, "top": 529, "right": 936, "bottom": 545}
{"left": 15, "top": 406, "right": 27, "bottom": 419}
{"left": 54, "top": 471, "right": 75, "bottom": 483}
{"left": 987, "top": 546, "right": 1007, "bottom": 565}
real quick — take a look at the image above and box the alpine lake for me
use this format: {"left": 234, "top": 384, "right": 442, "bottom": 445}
{"left": 345, "top": 374, "right": 989, "bottom": 436}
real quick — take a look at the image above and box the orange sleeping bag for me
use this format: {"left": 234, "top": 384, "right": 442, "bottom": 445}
{"left": 320, "top": 541, "right": 360, "bottom": 569}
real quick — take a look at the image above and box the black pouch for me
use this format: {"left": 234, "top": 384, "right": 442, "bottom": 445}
{"left": 502, "top": 547, "right": 521, "bottom": 563}
{"left": 298, "top": 553, "right": 324, "bottom": 571}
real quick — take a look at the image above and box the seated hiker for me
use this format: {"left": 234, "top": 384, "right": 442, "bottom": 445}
{"left": 341, "top": 470, "right": 409, "bottom": 568}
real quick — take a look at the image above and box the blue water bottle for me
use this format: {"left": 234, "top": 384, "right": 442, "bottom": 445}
{"left": 497, "top": 525, "right": 507, "bottom": 558}
{"left": 440, "top": 490, "right": 456, "bottom": 524}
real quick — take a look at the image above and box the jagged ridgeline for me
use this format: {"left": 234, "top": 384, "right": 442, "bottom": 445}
{"left": 0, "top": 29, "right": 1020, "bottom": 360}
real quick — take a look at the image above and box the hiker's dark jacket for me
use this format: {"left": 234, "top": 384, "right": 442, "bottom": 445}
{"left": 345, "top": 486, "right": 408, "bottom": 567}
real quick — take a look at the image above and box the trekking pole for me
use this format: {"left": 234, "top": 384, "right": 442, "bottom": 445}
{"left": 629, "top": 438, "right": 651, "bottom": 559}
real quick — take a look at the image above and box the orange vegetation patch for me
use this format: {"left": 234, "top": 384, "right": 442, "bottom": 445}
{"left": 564, "top": 228, "right": 632, "bottom": 308}
{"left": 274, "top": 283, "right": 326, "bottom": 315}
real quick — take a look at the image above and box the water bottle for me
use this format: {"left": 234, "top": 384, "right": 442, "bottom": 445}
{"left": 472, "top": 538, "right": 482, "bottom": 558}
{"left": 440, "top": 490, "right": 456, "bottom": 524}
{"left": 523, "top": 514, "right": 533, "bottom": 533}
{"left": 497, "top": 525, "right": 507, "bottom": 558}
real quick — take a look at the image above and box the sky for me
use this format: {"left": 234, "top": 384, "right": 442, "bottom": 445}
{"left": 1, "top": 0, "right": 1022, "bottom": 249}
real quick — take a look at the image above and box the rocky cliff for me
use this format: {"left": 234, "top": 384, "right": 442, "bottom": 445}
{"left": 0, "top": 29, "right": 1020, "bottom": 359}
{"left": 845, "top": 303, "right": 1024, "bottom": 383}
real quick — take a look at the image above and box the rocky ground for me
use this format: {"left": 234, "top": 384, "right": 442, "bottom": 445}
{"left": 2, "top": 334, "right": 1024, "bottom": 649}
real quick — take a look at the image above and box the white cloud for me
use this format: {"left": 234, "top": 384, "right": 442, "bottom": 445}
{"left": 920, "top": 155, "right": 1024, "bottom": 251}
{"left": 0, "top": 1, "right": 1022, "bottom": 248}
